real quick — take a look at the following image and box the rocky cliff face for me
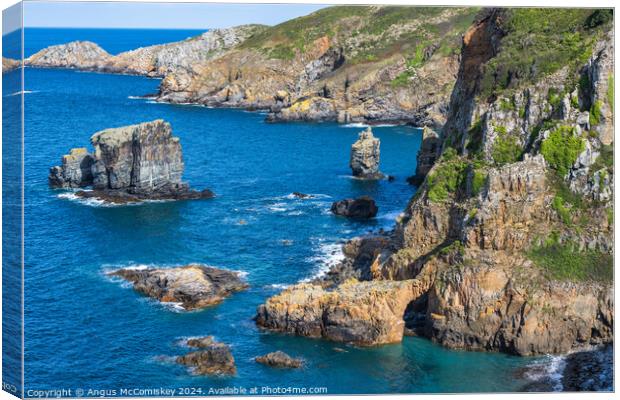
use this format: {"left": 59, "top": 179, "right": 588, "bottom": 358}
{"left": 2, "top": 57, "right": 20, "bottom": 73}
{"left": 257, "top": 8, "right": 614, "bottom": 357}
{"left": 26, "top": 6, "right": 478, "bottom": 126}
{"left": 50, "top": 120, "right": 213, "bottom": 203}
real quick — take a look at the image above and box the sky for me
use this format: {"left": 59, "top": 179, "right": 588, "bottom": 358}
{"left": 20, "top": 1, "right": 328, "bottom": 30}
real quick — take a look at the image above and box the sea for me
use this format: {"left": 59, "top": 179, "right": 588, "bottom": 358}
{"left": 2, "top": 27, "right": 575, "bottom": 396}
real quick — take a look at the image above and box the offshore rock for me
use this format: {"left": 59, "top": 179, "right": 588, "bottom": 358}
{"left": 177, "top": 341, "right": 236, "bottom": 375}
{"left": 255, "top": 351, "right": 303, "bottom": 368}
{"left": 185, "top": 336, "right": 216, "bottom": 349}
{"left": 48, "top": 148, "right": 95, "bottom": 188}
{"left": 331, "top": 196, "right": 378, "bottom": 218}
{"left": 255, "top": 279, "right": 427, "bottom": 346}
{"left": 349, "top": 128, "right": 383, "bottom": 179}
{"left": 51, "top": 120, "right": 213, "bottom": 203}
{"left": 109, "top": 265, "right": 248, "bottom": 310}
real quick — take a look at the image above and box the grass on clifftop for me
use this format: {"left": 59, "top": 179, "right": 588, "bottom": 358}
{"left": 480, "top": 8, "right": 612, "bottom": 98}
{"left": 528, "top": 236, "right": 612, "bottom": 282}
{"left": 241, "top": 5, "right": 479, "bottom": 64}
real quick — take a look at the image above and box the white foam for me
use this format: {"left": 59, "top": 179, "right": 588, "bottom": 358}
{"left": 127, "top": 95, "right": 146, "bottom": 100}
{"left": 524, "top": 354, "right": 566, "bottom": 391}
{"left": 57, "top": 192, "right": 116, "bottom": 207}
{"left": 266, "top": 283, "right": 290, "bottom": 290}
{"left": 161, "top": 301, "right": 187, "bottom": 313}
{"left": 342, "top": 122, "right": 400, "bottom": 128}
{"left": 5, "top": 90, "right": 38, "bottom": 97}
{"left": 301, "top": 240, "right": 345, "bottom": 282}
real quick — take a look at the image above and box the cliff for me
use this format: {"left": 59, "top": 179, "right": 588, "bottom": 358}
{"left": 50, "top": 120, "right": 214, "bottom": 203}
{"left": 2, "top": 57, "right": 20, "bottom": 73}
{"left": 26, "top": 6, "right": 479, "bottom": 126}
{"left": 257, "top": 8, "right": 614, "bottom": 356}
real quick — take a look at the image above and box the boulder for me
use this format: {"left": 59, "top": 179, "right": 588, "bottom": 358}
{"left": 255, "top": 351, "right": 303, "bottom": 368}
{"left": 331, "top": 196, "right": 378, "bottom": 218}
{"left": 176, "top": 342, "right": 236, "bottom": 375}
{"left": 349, "top": 128, "right": 384, "bottom": 179}
{"left": 48, "top": 148, "right": 95, "bottom": 188}
{"left": 108, "top": 265, "right": 248, "bottom": 310}
{"left": 51, "top": 120, "right": 214, "bottom": 203}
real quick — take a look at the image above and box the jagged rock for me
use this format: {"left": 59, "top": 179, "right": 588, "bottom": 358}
{"left": 255, "top": 278, "right": 427, "bottom": 346}
{"left": 186, "top": 336, "right": 216, "bottom": 348}
{"left": 255, "top": 351, "right": 303, "bottom": 368}
{"left": 331, "top": 196, "right": 378, "bottom": 218}
{"left": 349, "top": 128, "right": 384, "bottom": 179}
{"left": 108, "top": 265, "right": 248, "bottom": 310}
{"left": 52, "top": 120, "right": 213, "bottom": 203}
{"left": 48, "top": 148, "right": 95, "bottom": 188}
{"left": 292, "top": 192, "right": 312, "bottom": 199}
{"left": 177, "top": 341, "right": 236, "bottom": 375}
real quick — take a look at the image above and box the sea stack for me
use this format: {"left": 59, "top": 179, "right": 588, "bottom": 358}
{"left": 349, "top": 127, "right": 384, "bottom": 179}
{"left": 49, "top": 120, "right": 214, "bottom": 203}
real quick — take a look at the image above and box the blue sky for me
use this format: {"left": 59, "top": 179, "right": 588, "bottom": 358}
{"left": 22, "top": 1, "right": 328, "bottom": 29}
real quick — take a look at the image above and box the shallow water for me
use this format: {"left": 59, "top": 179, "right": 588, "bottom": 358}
{"left": 10, "top": 28, "right": 543, "bottom": 395}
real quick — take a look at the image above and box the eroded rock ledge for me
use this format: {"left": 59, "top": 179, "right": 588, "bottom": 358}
{"left": 109, "top": 265, "right": 248, "bottom": 310}
{"left": 49, "top": 120, "right": 213, "bottom": 203}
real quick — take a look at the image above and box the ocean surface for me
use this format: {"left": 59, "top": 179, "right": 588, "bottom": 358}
{"left": 5, "top": 28, "right": 553, "bottom": 395}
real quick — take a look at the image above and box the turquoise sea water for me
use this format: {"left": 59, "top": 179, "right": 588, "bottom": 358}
{"left": 7, "top": 28, "right": 543, "bottom": 396}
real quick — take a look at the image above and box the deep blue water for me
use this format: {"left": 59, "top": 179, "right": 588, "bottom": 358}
{"left": 9, "top": 28, "right": 541, "bottom": 395}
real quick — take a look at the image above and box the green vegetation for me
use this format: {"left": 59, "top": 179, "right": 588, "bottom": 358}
{"left": 540, "top": 125, "right": 585, "bottom": 176}
{"left": 491, "top": 127, "right": 522, "bottom": 166}
{"left": 426, "top": 153, "right": 467, "bottom": 202}
{"left": 552, "top": 195, "right": 572, "bottom": 225}
{"left": 479, "top": 9, "right": 609, "bottom": 98}
{"left": 528, "top": 236, "right": 612, "bottom": 282}
{"left": 589, "top": 100, "right": 603, "bottom": 126}
{"left": 499, "top": 97, "right": 515, "bottom": 112}
{"left": 590, "top": 144, "right": 613, "bottom": 174}
{"left": 241, "top": 5, "right": 479, "bottom": 65}
{"left": 465, "top": 119, "right": 483, "bottom": 155}
{"left": 471, "top": 170, "right": 487, "bottom": 195}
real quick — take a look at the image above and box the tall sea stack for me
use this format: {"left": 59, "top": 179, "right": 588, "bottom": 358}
{"left": 349, "top": 127, "right": 384, "bottom": 179}
{"left": 49, "top": 119, "right": 213, "bottom": 203}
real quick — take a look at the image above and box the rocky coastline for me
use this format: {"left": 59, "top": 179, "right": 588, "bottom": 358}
{"left": 254, "top": 7, "right": 614, "bottom": 363}
{"left": 49, "top": 120, "right": 214, "bottom": 204}
{"left": 36, "top": 6, "right": 614, "bottom": 390}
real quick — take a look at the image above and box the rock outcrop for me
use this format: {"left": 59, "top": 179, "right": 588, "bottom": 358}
{"left": 255, "top": 279, "right": 427, "bottom": 346}
{"left": 109, "top": 265, "right": 248, "bottom": 310}
{"left": 331, "top": 196, "right": 378, "bottom": 218}
{"left": 255, "top": 351, "right": 303, "bottom": 368}
{"left": 185, "top": 336, "right": 216, "bottom": 348}
{"left": 48, "top": 148, "right": 95, "bottom": 188}
{"left": 26, "top": 41, "right": 111, "bottom": 70}
{"left": 50, "top": 120, "right": 213, "bottom": 203}
{"left": 349, "top": 128, "right": 384, "bottom": 179}
{"left": 176, "top": 340, "right": 236, "bottom": 375}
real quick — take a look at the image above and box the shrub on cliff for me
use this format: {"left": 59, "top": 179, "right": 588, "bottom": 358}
{"left": 491, "top": 127, "right": 522, "bottom": 166}
{"left": 540, "top": 125, "right": 585, "bottom": 176}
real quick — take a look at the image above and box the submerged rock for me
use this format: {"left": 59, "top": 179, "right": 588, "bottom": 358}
{"left": 48, "top": 148, "right": 95, "bottom": 188}
{"left": 185, "top": 336, "right": 216, "bottom": 349}
{"left": 51, "top": 120, "right": 213, "bottom": 203}
{"left": 349, "top": 128, "right": 384, "bottom": 179}
{"left": 331, "top": 196, "right": 378, "bottom": 218}
{"left": 109, "top": 265, "right": 248, "bottom": 310}
{"left": 177, "top": 341, "right": 236, "bottom": 375}
{"left": 255, "top": 351, "right": 303, "bottom": 368}
{"left": 561, "top": 345, "right": 613, "bottom": 391}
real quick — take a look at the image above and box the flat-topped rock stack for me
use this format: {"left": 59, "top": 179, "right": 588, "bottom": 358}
{"left": 49, "top": 120, "right": 213, "bottom": 203}
{"left": 350, "top": 127, "right": 384, "bottom": 180}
